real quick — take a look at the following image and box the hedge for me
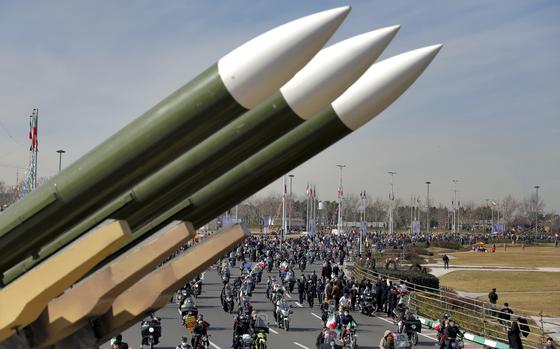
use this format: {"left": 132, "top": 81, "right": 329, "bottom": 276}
{"left": 373, "top": 268, "right": 440, "bottom": 290}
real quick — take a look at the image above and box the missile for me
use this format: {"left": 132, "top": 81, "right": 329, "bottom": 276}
{"left": 2, "top": 25, "right": 400, "bottom": 284}
{"left": 138, "top": 44, "right": 444, "bottom": 232}
{"left": 0, "top": 6, "right": 350, "bottom": 275}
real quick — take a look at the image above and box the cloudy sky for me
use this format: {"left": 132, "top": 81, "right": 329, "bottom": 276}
{"left": 0, "top": 1, "right": 559, "bottom": 212}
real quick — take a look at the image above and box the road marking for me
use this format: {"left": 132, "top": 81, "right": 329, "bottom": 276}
{"left": 295, "top": 302, "right": 304, "bottom": 308}
{"left": 269, "top": 328, "right": 279, "bottom": 335}
{"left": 311, "top": 312, "right": 322, "bottom": 320}
{"left": 294, "top": 342, "right": 311, "bottom": 349}
{"left": 372, "top": 313, "right": 437, "bottom": 341}
{"left": 209, "top": 340, "right": 222, "bottom": 349}
{"left": 286, "top": 292, "right": 292, "bottom": 298}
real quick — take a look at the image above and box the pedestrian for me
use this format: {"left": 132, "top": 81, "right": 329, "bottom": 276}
{"left": 498, "top": 302, "right": 514, "bottom": 326}
{"left": 543, "top": 337, "right": 557, "bottom": 349}
{"left": 508, "top": 317, "right": 524, "bottom": 349}
{"left": 488, "top": 288, "right": 498, "bottom": 316}
{"left": 442, "top": 254, "right": 450, "bottom": 269}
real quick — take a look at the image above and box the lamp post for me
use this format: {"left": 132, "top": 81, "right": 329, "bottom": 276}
{"left": 388, "top": 171, "right": 396, "bottom": 235}
{"left": 534, "top": 185, "right": 540, "bottom": 234}
{"left": 425, "top": 181, "right": 431, "bottom": 234}
{"left": 288, "top": 174, "right": 295, "bottom": 232}
{"left": 452, "top": 179, "right": 458, "bottom": 234}
{"left": 56, "top": 149, "right": 66, "bottom": 172}
{"left": 336, "top": 164, "right": 346, "bottom": 234}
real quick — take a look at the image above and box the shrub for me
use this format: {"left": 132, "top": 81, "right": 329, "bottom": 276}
{"left": 432, "top": 240, "right": 463, "bottom": 250}
{"left": 375, "top": 268, "right": 440, "bottom": 290}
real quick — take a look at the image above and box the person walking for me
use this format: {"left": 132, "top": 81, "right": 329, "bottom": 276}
{"left": 442, "top": 254, "right": 450, "bottom": 269}
{"left": 508, "top": 317, "right": 524, "bottom": 349}
{"left": 543, "top": 337, "right": 557, "bottom": 349}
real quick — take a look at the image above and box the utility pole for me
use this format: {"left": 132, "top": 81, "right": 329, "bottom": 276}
{"left": 425, "top": 181, "right": 431, "bottom": 234}
{"left": 534, "top": 185, "right": 540, "bottom": 234}
{"left": 388, "top": 171, "right": 396, "bottom": 235}
{"left": 337, "top": 165, "right": 346, "bottom": 234}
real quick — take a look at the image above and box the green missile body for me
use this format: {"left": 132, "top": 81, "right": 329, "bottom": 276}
{"left": 0, "top": 7, "right": 350, "bottom": 277}
{"left": 2, "top": 26, "right": 400, "bottom": 284}
{"left": 141, "top": 44, "right": 444, "bottom": 233}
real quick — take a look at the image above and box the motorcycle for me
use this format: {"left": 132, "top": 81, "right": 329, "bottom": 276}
{"left": 277, "top": 302, "right": 292, "bottom": 331}
{"left": 192, "top": 280, "right": 202, "bottom": 298}
{"left": 446, "top": 333, "right": 465, "bottom": 349}
{"left": 239, "top": 333, "right": 253, "bottom": 349}
{"left": 192, "top": 333, "right": 209, "bottom": 349}
{"left": 358, "top": 293, "right": 376, "bottom": 316}
{"left": 402, "top": 319, "right": 421, "bottom": 346}
{"left": 299, "top": 260, "right": 306, "bottom": 272}
{"left": 253, "top": 313, "right": 269, "bottom": 349}
{"left": 341, "top": 321, "right": 358, "bottom": 349}
{"left": 221, "top": 289, "right": 235, "bottom": 313}
{"left": 140, "top": 318, "right": 161, "bottom": 349}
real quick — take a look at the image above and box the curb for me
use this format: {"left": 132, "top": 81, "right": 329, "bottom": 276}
{"left": 417, "top": 316, "right": 509, "bottom": 349}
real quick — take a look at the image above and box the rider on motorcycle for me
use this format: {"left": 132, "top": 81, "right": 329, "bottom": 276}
{"left": 176, "top": 336, "right": 191, "bottom": 349}
{"left": 191, "top": 314, "right": 210, "bottom": 348}
{"left": 441, "top": 320, "right": 461, "bottom": 349}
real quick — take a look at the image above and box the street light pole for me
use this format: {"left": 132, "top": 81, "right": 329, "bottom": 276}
{"left": 288, "top": 174, "right": 294, "bottom": 232}
{"left": 534, "top": 185, "right": 540, "bottom": 234}
{"left": 336, "top": 164, "right": 346, "bottom": 234}
{"left": 425, "top": 181, "right": 431, "bottom": 234}
{"left": 452, "top": 179, "right": 458, "bottom": 234}
{"left": 56, "top": 149, "right": 66, "bottom": 172}
{"left": 388, "top": 171, "right": 396, "bottom": 235}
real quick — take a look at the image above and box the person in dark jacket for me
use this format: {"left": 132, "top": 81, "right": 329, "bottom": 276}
{"left": 508, "top": 317, "right": 524, "bottom": 349}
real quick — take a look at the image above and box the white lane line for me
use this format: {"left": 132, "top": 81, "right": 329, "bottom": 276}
{"left": 286, "top": 292, "right": 292, "bottom": 298}
{"left": 294, "top": 342, "right": 311, "bottom": 349}
{"left": 269, "top": 328, "right": 279, "bottom": 335}
{"left": 372, "top": 314, "right": 437, "bottom": 341}
{"left": 311, "top": 312, "right": 322, "bottom": 320}
{"left": 209, "top": 340, "right": 222, "bottom": 349}
{"left": 295, "top": 302, "right": 304, "bottom": 308}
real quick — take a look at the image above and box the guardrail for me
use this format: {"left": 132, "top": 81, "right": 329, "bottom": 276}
{"left": 352, "top": 261, "right": 558, "bottom": 349}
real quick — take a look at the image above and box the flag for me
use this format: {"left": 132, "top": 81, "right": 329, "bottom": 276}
{"left": 491, "top": 201, "right": 497, "bottom": 207}
{"left": 280, "top": 261, "right": 289, "bottom": 271}
{"left": 306, "top": 184, "right": 310, "bottom": 197}
{"left": 326, "top": 314, "right": 337, "bottom": 329}
{"left": 29, "top": 109, "right": 38, "bottom": 151}
{"left": 337, "top": 186, "right": 343, "bottom": 197}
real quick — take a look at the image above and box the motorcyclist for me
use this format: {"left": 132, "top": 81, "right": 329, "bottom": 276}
{"left": 232, "top": 310, "right": 250, "bottom": 348}
{"left": 176, "top": 336, "right": 192, "bottom": 349}
{"left": 111, "top": 334, "right": 131, "bottom": 349}
{"left": 379, "top": 329, "right": 395, "bottom": 349}
{"left": 307, "top": 279, "right": 316, "bottom": 307}
{"left": 297, "top": 277, "right": 307, "bottom": 304}
{"left": 337, "top": 309, "right": 357, "bottom": 343}
{"left": 338, "top": 292, "right": 351, "bottom": 311}
{"left": 441, "top": 320, "right": 461, "bottom": 349}
{"left": 191, "top": 314, "right": 210, "bottom": 348}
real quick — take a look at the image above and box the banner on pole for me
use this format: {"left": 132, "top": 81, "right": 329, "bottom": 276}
{"left": 412, "top": 220, "right": 420, "bottom": 234}
{"left": 309, "top": 218, "right": 316, "bottom": 237}
{"left": 360, "top": 220, "right": 367, "bottom": 237}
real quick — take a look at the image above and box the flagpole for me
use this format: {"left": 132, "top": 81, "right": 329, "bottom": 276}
{"left": 282, "top": 175, "right": 287, "bottom": 245}
{"left": 306, "top": 183, "right": 310, "bottom": 232}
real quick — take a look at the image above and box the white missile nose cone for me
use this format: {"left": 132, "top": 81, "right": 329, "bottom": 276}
{"left": 218, "top": 6, "right": 351, "bottom": 109}
{"left": 281, "top": 24, "right": 401, "bottom": 119}
{"left": 332, "top": 43, "right": 443, "bottom": 130}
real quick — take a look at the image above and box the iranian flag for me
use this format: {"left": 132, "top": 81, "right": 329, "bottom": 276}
{"left": 326, "top": 314, "right": 337, "bottom": 330}
{"left": 280, "top": 261, "right": 289, "bottom": 271}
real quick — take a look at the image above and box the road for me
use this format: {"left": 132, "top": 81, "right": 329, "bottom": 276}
{"left": 101, "top": 261, "right": 438, "bottom": 349}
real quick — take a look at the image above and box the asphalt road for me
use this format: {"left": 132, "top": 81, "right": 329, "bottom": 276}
{"left": 101, "top": 261, "right": 439, "bottom": 349}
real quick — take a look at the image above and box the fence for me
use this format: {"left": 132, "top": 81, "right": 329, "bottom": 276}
{"left": 353, "top": 261, "right": 559, "bottom": 349}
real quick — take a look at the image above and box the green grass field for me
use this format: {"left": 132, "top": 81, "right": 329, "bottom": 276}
{"left": 449, "top": 246, "right": 560, "bottom": 267}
